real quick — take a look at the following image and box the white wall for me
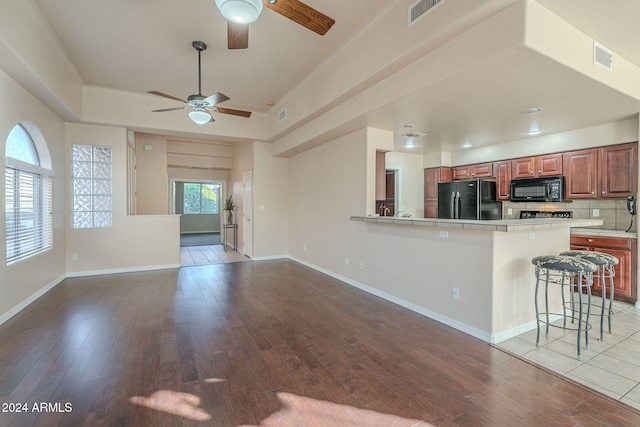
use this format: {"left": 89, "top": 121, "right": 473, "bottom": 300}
{"left": 0, "top": 69, "right": 67, "bottom": 324}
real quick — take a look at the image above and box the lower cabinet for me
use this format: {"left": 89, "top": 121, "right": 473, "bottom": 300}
{"left": 570, "top": 235, "right": 637, "bottom": 303}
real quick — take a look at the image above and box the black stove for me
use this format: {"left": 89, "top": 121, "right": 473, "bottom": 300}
{"left": 519, "top": 210, "right": 573, "bottom": 219}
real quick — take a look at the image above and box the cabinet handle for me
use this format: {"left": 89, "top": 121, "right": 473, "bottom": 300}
{"left": 588, "top": 238, "right": 593, "bottom": 243}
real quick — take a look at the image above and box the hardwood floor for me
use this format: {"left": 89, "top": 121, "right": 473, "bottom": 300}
{"left": 1, "top": 259, "right": 640, "bottom": 426}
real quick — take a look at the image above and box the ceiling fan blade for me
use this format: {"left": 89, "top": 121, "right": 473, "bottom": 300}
{"left": 264, "top": 0, "right": 335, "bottom": 35}
{"left": 148, "top": 91, "right": 187, "bottom": 104}
{"left": 214, "top": 107, "right": 252, "bottom": 118}
{"left": 151, "top": 107, "right": 187, "bottom": 113}
{"left": 228, "top": 22, "right": 249, "bottom": 49}
{"left": 204, "top": 92, "right": 231, "bottom": 106}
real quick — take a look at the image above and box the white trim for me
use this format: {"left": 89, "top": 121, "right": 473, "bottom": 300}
{"left": 0, "top": 274, "right": 65, "bottom": 326}
{"left": 288, "top": 255, "right": 493, "bottom": 343}
{"left": 251, "top": 255, "right": 287, "bottom": 261}
{"left": 5, "top": 157, "right": 54, "bottom": 176}
{"left": 65, "top": 263, "right": 181, "bottom": 278}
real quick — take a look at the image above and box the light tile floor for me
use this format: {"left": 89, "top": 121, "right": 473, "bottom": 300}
{"left": 180, "top": 244, "right": 249, "bottom": 266}
{"left": 498, "top": 299, "right": 640, "bottom": 410}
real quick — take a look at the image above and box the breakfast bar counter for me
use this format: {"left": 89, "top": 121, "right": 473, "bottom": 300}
{"left": 348, "top": 215, "right": 604, "bottom": 343}
{"left": 350, "top": 215, "right": 604, "bottom": 231}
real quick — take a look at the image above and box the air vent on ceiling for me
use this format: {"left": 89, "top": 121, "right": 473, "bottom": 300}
{"left": 278, "top": 107, "right": 288, "bottom": 122}
{"left": 408, "top": 0, "right": 444, "bottom": 26}
{"left": 593, "top": 42, "right": 613, "bottom": 71}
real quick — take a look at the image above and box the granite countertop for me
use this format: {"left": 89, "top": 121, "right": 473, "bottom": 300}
{"left": 570, "top": 227, "right": 638, "bottom": 239}
{"left": 351, "top": 216, "right": 603, "bottom": 232}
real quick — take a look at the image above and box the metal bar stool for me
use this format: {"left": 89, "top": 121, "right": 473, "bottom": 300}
{"left": 532, "top": 255, "right": 597, "bottom": 360}
{"left": 560, "top": 250, "right": 619, "bottom": 341}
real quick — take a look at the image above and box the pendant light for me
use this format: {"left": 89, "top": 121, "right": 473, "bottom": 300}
{"left": 215, "top": 0, "right": 263, "bottom": 24}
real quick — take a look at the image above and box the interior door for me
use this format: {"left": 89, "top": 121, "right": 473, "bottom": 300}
{"left": 242, "top": 171, "right": 253, "bottom": 258}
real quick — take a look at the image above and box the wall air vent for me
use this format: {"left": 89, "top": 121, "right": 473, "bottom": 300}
{"left": 408, "top": 0, "right": 444, "bottom": 26}
{"left": 593, "top": 42, "right": 613, "bottom": 71}
{"left": 278, "top": 107, "right": 287, "bottom": 122}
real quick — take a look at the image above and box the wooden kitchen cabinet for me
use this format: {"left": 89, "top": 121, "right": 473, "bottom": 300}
{"left": 375, "top": 151, "right": 386, "bottom": 201}
{"left": 493, "top": 160, "right": 511, "bottom": 200}
{"left": 452, "top": 165, "right": 471, "bottom": 180}
{"left": 452, "top": 162, "right": 493, "bottom": 180}
{"left": 423, "top": 167, "right": 451, "bottom": 218}
{"left": 600, "top": 142, "right": 637, "bottom": 198}
{"left": 570, "top": 235, "right": 637, "bottom": 303}
{"left": 563, "top": 148, "right": 599, "bottom": 199}
{"left": 511, "top": 153, "right": 563, "bottom": 179}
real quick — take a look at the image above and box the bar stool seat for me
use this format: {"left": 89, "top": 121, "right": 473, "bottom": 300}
{"left": 560, "top": 250, "right": 619, "bottom": 341}
{"left": 532, "top": 255, "right": 597, "bottom": 360}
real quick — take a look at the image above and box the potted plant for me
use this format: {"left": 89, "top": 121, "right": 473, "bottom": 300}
{"left": 223, "top": 194, "right": 235, "bottom": 224}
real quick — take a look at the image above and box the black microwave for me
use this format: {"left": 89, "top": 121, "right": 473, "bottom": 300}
{"left": 510, "top": 176, "right": 564, "bottom": 202}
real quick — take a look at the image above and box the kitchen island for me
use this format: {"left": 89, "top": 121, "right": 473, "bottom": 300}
{"left": 349, "top": 215, "right": 603, "bottom": 343}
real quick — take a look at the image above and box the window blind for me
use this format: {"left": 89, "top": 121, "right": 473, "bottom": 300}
{"left": 5, "top": 166, "right": 53, "bottom": 264}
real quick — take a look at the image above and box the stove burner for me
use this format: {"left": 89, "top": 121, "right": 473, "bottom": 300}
{"left": 519, "top": 210, "right": 573, "bottom": 219}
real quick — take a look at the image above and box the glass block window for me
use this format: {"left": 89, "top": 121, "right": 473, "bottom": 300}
{"left": 71, "top": 144, "right": 112, "bottom": 228}
{"left": 183, "top": 183, "right": 219, "bottom": 214}
{"left": 5, "top": 124, "right": 53, "bottom": 264}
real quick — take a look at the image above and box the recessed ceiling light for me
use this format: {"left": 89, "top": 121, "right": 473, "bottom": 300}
{"left": 462, "top": 143, "right": 473, "bottom": 148}
{"left": 405, "top": 139, "right": 416, "bottom": 148}
{"left": 266, "top": 101, "right": 275, "bottom": 107}
{"left": 525, "top": 107, "right": 542, "bottom": 114}
{"left": 527, "top": 129, "right": 542, "bottom": 136}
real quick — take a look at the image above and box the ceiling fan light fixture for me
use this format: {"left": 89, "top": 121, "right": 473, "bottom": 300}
{"left": 189, "top": 109, "right": 213, "bottom": 124}
{"left": 215, "top": 0, "right": 263, "bottom": 23}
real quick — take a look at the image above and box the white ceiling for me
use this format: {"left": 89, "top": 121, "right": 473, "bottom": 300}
{"left": 27, "top": 0, "right": 640, "bottom": 154}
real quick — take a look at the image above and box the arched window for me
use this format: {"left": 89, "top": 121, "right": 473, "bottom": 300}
{"left": 5, "top": 123, "right": 53, "bottom": 264}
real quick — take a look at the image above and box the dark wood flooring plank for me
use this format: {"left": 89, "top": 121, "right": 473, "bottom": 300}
{"left": 1, "top": 260, "right": 640, "bottom": 426}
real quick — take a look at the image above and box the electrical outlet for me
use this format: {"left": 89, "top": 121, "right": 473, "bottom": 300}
{"left": 528, "top": 232, "right": 535, "bottom": 240}
{"left": 303, "top": 244, "right": 307, "bottom": 251}
{"left": 439, "top": 231, "right": 449, "bottom": 238}
{"left": 359, "top": 262, "right": 364, "bottom": 270}
{"left": 593, "top": 209, "right": 600, "bottom": 217}
{"left": 452, "top": 288, "right": 460, "bottom": 300}
{"left": 72, "top": 253, "right": 78, "bottom": 261}
{"left": 507, "top": 208, "right": 513, "bottom": 215}
{"left": 345, "top": 257, "right": 349, "bottom": 266}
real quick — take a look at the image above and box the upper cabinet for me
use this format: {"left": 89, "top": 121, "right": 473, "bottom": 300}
{"left": 424, "top": 167, "right": 451, "bottom": 218}
{"left": 511, "top": 153, "right": 563, "bottom": 179}
{"left": 493, "top": 160, "right": 511, "bottom": 201}
{"left": 600, "top": 142, "right": 637, "bottom": 198}
{"left": 452, "top": 162, "right": 493, "bottom": 180}
{"left": 563, "top": 143, "right": 637, "bottom": 200}
{"left": 563, "top": 148, "right": 599, "bottom": 199}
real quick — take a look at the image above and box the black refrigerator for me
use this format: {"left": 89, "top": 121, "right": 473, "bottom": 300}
{"left": 437, "top": 179, "right": 502, "bottom": 220}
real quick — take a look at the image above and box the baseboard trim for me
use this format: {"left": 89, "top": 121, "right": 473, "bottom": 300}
{"left": 288, "top": 256, "right": 492, "bottom": 343}
{"left": 0, "top": 274, "right": 65, "bottom": 327}
{"left": 65, "top": 263, "right": 181, "bottom": 278}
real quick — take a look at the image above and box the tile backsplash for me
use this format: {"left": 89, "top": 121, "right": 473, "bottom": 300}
{"left": 503, "top": 199, "right": 637, "bottom": 231}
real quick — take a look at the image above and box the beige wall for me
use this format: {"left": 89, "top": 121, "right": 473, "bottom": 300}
{"left": 253, "top": 142, "right": 289, "bottom": 259}
{"left": 65, "top": 123, "right": 179, "bottom": 275}
{"left": 135, "top": 133, "right": 169, "bottom": 215}
{"left": 0, "top": 69, "right": 67, "bottom": 324}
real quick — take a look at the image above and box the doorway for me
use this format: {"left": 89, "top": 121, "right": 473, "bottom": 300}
{"left": 385, "top": 169, "right": 399, "bottom": 216}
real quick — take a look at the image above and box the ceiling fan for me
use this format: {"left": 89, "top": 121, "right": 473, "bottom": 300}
{"left": 215, "top": 0, "right": 335, "bottom": 49}
{"left": 148, "top": 41, "right": 252, "bottom": 124}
